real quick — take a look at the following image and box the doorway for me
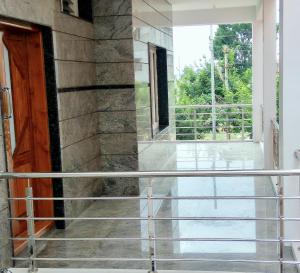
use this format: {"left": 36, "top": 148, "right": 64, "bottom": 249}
{"left": 0, "top": 20, "right": 54, "bottom": 255}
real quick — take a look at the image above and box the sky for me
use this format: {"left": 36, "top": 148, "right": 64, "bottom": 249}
{"left": 173, "top": 25, "right": 212, "bottom": 78}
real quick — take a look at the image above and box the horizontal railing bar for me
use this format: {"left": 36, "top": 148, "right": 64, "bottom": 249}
{"left": 155, "top": 258, "right": 297, "bottom": 265}
{"left": 11, "top": 257, "right": 149, "bottom": 262}
{"left": 176, "top": 126, "right": 252, "bottom": 129}
{"left": 153, "top": 196, "right": 300, "bottom": 200}
{"left": 2, "top": 169, "right": 300, "bottom": 178}
{"left": 8, "top": 216, "right": 300, "bottom": 221}
{"left": 9, "top": 217, "right": 148, "bottom": 221}
{"left": 10, "top": 237, "right": 149, "bottom": 241}
{"left": 7, "top": 196, "right": 300, "bottom": 201}
{"left": 175, "top": 113, "right": 252, "bottom": 117}
{"left": 11, "top": 257, "right": 300, "bottom": 265}
{"left": 175, "top": 126, "right": 252, "bottom": 129}
{"left": 7, "top": 196, "right": 147, "bottom": 201}
{"left": 9, "top": 237, "right": 294, "bottom": 243}
{"left": 172, "top": 104, "right": 252, "bottom": 109}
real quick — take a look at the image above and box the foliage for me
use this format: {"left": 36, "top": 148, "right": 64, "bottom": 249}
{"left": 175, "top": 24, "right": 253, "bottom": 140}
{"left": 176, "top": 23, "right": 253, "bottom": 106}
{"left": 214, "top": 24, "right": 252, "bottom": 73}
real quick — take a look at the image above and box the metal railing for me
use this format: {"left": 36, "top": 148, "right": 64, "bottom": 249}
{"left": 272, "top": 119, "right": 280, "bottom": 169}
{"left": 2, "top": 170, "right": 300, "bottom": 272}
{"left": 173, "top": 104, "right": 252, "bottom": 141}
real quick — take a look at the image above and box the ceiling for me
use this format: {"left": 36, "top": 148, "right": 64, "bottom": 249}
{"left": 170, "top": 0, "right": 260, "bottom": 11}
{"left": 170, "top": 0, "right": 262, "bottom": 26}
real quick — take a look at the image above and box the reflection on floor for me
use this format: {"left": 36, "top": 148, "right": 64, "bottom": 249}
{"left": 16, "top": 142, "right": 296, "bottom": 273}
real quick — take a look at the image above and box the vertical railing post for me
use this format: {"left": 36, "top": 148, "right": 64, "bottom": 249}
{"left": 193, "top": 109, "right": 197, "bottom": 140}
{"left": 226, "top": 112, "right": 230, "bottom": 141}
{"left": 278, "top": 177, "right": 284, "bottom": 273}
{"left": 241, "top": 107, "right": 245, "bottom": 140}
{"left": 147, "top": 178, "right": 157, "bottom": 273}
{"left": 26, "top": 186, "right": 37, "bottom": 272}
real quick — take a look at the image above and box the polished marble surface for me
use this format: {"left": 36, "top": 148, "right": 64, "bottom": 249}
{"left": 15, "top": 142, "right": 296, "bottom": 273}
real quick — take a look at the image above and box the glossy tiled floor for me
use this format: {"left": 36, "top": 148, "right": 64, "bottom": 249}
{"left": 16, "top": 142, "right": 296, "bottom": 273}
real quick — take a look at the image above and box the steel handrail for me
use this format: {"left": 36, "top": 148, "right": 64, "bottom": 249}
{"left": 171, "top": 104, "right": 252, "bottom": 109}
{"left": 1, "top": 169, "right": 300, "bottom": 178}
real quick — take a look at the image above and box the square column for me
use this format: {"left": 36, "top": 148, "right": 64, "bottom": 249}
{"left": 263, "top": 0, "right": 277, "bottom": 169}
{"left": 279, "top": 0, "right": 300, "bottom": 247}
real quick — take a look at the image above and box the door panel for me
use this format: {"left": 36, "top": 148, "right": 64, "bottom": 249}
{"left": 3, "top": 33, "right": 34, "bottom": 236}
{"left": 0, "top": 26, "right": 54, "bottom": 246}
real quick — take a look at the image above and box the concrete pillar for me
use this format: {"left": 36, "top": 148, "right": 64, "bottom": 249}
{"left": 252, "top": 20, "right": 263, "bottom": 143}
{"left": 263, "top": 0, "right": 277, "bottom": 169}
{"left": 279, "top": 0, "right": 300, "bottom": 250}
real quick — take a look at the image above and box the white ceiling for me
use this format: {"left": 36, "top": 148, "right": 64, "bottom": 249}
{"left": 170, "top": 0, "right": 262, "bottom": 26}
{"left": 170, "top": 0, "right": 260, "bottom": 11}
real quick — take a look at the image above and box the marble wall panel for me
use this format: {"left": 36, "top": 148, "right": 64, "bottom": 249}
{"left": 132, "top": 0, "right": 172, "bottom": 32}
{"left": 95, "top": 39, "right": 134, "bottom": 63}
{"left": 58, "top": 90, "right": 99, "bottom": 121}
{"left": 0, "top": 180, "right": 8, "bottom": 213}
{"left": 0, "top": 208, "right": 10, "bottom": 249}
{"left": 100, "top": 133, "right": 138, "bottom": 155}
{"left": 100, "top": 154, "right": 138, "bottom": 172}
{"left": 0, "top": 0, "right": 55, "bottom": 26}
{"left": 0, "top": 206, "right": 11, "bottom": 267}
{"left": 0, "top": 243, "right": 11, "bottom": 267}
{"left": 96, "top": 63, "right": 135, "bottom": 85}
{"left": 97, "top": 89, "right": 136, "bottom": 112}
{"left": 94, "top": 16, "right": 133, "bottom": 40}
{"left": 93, "top": 0, "right": 132, "bottom": 16}
{"left": 59, "top": 112, "right": 99, "bottom": 148}
{"left": 55, "top": 61, "right": 97, "bottom": 89}
{"left": 144, "top": 0, "right": 173, "bottom": 21}
{"left": 63, "top": 156, "right": 103, "bottom": 218}
{"left": 93, "top": 0, "right": 139, "bottom": 196}
{"left": 61, "top": 135, "right": 101, "bottom": 172}
{"left": 53, "top": 32, "right": 96, "bottom": 62}
{"left": 99, "top": 153, "right": 139, "bottom": 195}
{"left": 53, "top": 11, "right": 95, "bottom": 39}
{"left": 98, "top": 111, "right": 137, "bottom": 133}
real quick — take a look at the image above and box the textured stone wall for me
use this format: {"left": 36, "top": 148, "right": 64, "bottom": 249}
{"left": 0, "top": 122, "right": 11, "bottom": 268}
{"left": 54, "top": 15, "right": 102, "bottom": 218}
{"left": 93, "top": 0, "right": 139, "bottom": 195}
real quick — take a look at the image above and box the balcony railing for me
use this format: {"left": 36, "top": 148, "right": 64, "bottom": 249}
{"left": 1, "top": 170, "right": 300, "bottom": 273}
{"left": 173, "top": 104, "right": 253, "bottom": 141}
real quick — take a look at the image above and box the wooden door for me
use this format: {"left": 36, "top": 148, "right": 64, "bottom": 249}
{"left": 3, "top": 32, "right": 35, "bottom": 236}
{"left": 0, "top": 26, "right": 54, "bottom": 253}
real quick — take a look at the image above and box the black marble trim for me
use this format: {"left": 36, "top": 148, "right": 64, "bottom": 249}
{"left": 41, "top": 26, "right": 65, "bottom": 229}
{"left": 58, "top": 84, "right": 135, "bottom": 93}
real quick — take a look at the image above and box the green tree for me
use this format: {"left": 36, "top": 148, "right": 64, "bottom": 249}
{"left": 176, "top": 23, "right": 253, "bottom": 105}
{"left": 175, "top": 24, "right": 253, "bottom": 140}
{"left": 213, "top": 24, "right": 252, "bottom": 73}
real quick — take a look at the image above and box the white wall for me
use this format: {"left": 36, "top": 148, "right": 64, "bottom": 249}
{"left": 263, "top": 0, "right": 277, "bottom": 169}
{"left": 252, "top": 20, "right": 263, "bottom": 143}
{"left": 279, "top": 0, "right": 300, "bottom": 247}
